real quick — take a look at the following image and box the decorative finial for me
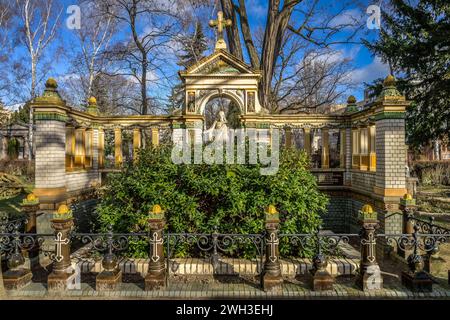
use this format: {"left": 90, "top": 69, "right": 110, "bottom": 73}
{"left": 377, "top": 74, "right": 403, "bottom": 101}
{"left": 88, "top": 96, "right": 97, "bottom": 105}
{"left": 46, "top": 78, "right": 58, "bottom": 89}
{"left": 87, "top": 96, "right": 99, "bottom": 115}
{"left": 345, "top": 95, "right": 358, "bottom": 113}
{"left": 209, "top": 11, "right": 232, "bottom": 51}
{"left": 347, "top": 95, "right": 356, "bottom": 104}
{"left": 383, "top": 74, "right": 396, "bottom": 87}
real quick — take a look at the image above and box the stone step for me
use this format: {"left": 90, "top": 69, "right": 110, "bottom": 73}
{"left": 71, "top": 257, "right": 359, "bottom": 277}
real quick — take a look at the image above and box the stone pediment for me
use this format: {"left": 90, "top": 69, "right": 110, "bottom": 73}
{"left": 180, "top": 50, "right": 257, "bottom": 76}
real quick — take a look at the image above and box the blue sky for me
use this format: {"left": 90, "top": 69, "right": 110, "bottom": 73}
{"left": 8, "top": 0, "right": 390, "bottom": 107}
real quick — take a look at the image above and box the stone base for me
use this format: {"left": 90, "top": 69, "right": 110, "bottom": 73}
{"left": 401, "top": 271, "right": 432, "bottom": 292}
{"left": 356, "top": 265, "right": 383, "bottom": 291}
{"left": 144, "top": 273, "right": 165, "bottom": 291}
{"left": 96, "top": 269, "right": 122, "bottom": 291}
{"left": 3, "top": 269, "right": 33, "bottom": 290}
{"left": 310, "top": 270, "right": 334, "bottom": 291}
{"left": 262, "top": 274, "right": 283, "bottom": 292}
{"left": 47, "top": 270, "right": 76, "bottom": 292}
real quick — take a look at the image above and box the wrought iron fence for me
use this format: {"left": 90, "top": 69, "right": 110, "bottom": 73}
{"left": 1, "top": 221, "right": 450, "bottom": 292}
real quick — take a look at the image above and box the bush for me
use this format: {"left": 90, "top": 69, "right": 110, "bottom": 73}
{"left": 411, "top": 161, "right": 450, "bottom": 186}
{"left": 95, "top": 145, "right": 329, "bottom": 258}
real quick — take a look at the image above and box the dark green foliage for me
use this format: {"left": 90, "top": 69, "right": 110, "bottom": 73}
{"left": 7, "top": 138, "right": 19, "bottom": 159}
{"left": 364, "top": 0, "right": 450, "bottom": 148}
{"left": 95, "top": 145, "right": 328, "bottom": 258}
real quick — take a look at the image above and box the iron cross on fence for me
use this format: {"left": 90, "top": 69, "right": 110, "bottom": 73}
{"left": 54, "top": 232, "right": 70, "bottom": 262}
{"left": 150, "top": 232, "right": 163, "bottom": 262}
{"left": 361, "top": 233, "right": 376, "bottom": 263}
{"left": 267, "top": 232, "right": 279, "bottom": 263}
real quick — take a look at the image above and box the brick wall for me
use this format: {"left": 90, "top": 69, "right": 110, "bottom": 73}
{"left": 34, "top": 120, "right": 66, "bottom": 189}
{"left": 375, "top": 118, "right": 406, "bottom": 189}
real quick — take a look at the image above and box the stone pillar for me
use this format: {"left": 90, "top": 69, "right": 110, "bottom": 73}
{"left": 114, "top": 128, "right": 123, "bottom": 168}
{"left": 398, "top": 194, "right": 416, "bottom": 259}
{"left": 374, "top": 75, "right": 408, "bottom": 199}
{"left": 47, "top": 205, "right": 76, "bottom": 292}
{"left": 339, "top": 128, "right": 346, "bottom": 169}
{"left": 96, "top": 226, "right": 122, "bottom": 291}
{"left": 321, "top": 128, "right": 329, "bottom": 169}
{"left": 145, "top": 205, "right": 166, "bottom": 290}
{"left": 98, "top": 128, "right": 105, "bottom": 169}
{"left": 21, "top": 193, "right": 40, "bottom": 263}
{"left": 401, "top": 224, "right": 433, "bottom": 292}
{"left": 369, "top": 125, "right": 376, "bottom": 171}
{"left": 285, "top": 127, "right": 292, "bottom": 148}
{"left": 261, "top": 205, "right": 283, "bottom": 292}
{"left": 32, "top": 78, "right": 68, "bottom": 210}
{"left": 133, "top": 128, "right": 141, "bottom": 162}
{"left": 356, "top": 204, "right": 383, "bottom": 291}
{"left": 303, "top": 128, "right": 311, "bottom": 156}
{"left": 151, "top": 127, "right": 159, "bottom": 146}
{"left": 344, "top": 127, "right": 352, "bottom": 186}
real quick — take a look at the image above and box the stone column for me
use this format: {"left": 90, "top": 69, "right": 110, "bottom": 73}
{"left": 145, "top": 205, "right": 166, "bottom": 290}
{"left": 21, "top": 193, "right": 40, "bottom": 264}
{"left": 32, "top": 78, "right": 68, "bottom": 210}
{"left": 47, "top": 205, "right": 76, "bottom": 292}
{"left": 373, "top": 75, "right": 408, "bottom": 199}
{"left": 98, "top": 128, "right": 105, "bottom": 169}
{"left": 114, "top": 128, "right": 123, "bottom": 168}
{"left": 261, "top": 205, "right": 283, "bottom": 292}
{"left": 285, "top": 127, "right": 292, "bottom": 148}
{"left": 344, "top": 127, "right": 352, "bottom": 186}
{"left": 152, "top": 128, "right": 159, "bottom": 146}
{"left": 303, "top": 128, "right": 311, "bottom": 156}
{"left": 356, "top": 204, "right": 383, "bottom": 291}
{"left": 339, "top": 128, "right": 346, "bottom": 169}
{"left": 321, "top": 128, "right": 329, "bottom": 169}
{"left": 398, "top": 194, "right": 416, "bottom": 259}
{"left": 133, "top": 128, "right": 141, "bottom": 162}
{"left": 369, "top": 125, "right": 376, "bottom": 171}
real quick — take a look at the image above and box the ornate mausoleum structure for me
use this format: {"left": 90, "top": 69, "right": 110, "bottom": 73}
{"left": 30, "top": 14, "right": 410, "bottom": 243}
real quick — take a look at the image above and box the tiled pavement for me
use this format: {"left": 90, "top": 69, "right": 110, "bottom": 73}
{"left": 4, "top": 279, "right": 450, "bottom": 300}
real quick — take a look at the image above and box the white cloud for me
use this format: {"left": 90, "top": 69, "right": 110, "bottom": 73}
{"left": 329, "top": 9, "right": 364, "bottom": 29}
{"left": 352, "top": 56, "right": 390, "bottom": 84}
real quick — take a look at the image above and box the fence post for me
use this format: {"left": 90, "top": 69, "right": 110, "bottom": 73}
{"left": 21, "top": 193, "right": 40, "bottom": 263}
{"left": 96, "top": 225, "right": 122, "bottom": 291}
{"left": 309, "top": 228, "right": 334, "bottom": 291}
{"left": 145, "top": 205, "right": 166, "bottom": 290}
{"left": 2, "top": 223, "right": 33, "bottom": 290}
{"left": 47, "top": 205, "right": 76, "bottom": 292}
{"left": 401, "top": 224, "right": 433, "bottom": 292}
{"left": 356, "top": 204, "right": 383, "bottom": 291}
{"left": 261, "top": 205, "right": 283, "bottom": 292}
{"left": 398, "top": 193, "right": 416, "bottom": 259}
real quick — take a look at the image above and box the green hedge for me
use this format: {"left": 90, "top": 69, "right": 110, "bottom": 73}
{"left": 95, "top": 145, "right": 329, "bottom": 258}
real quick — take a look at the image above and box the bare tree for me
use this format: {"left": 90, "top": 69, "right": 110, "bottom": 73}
{"left": 220, "top": 0, "right": 364, "bottom": 111}
{"left": 271, "top": 33, "right": 354, "bottom": 114}
{"left": 63, "top": 0, "right": 117, "bottom": 106}
{"left": 0, "top": 1, "right": 12, "bottom": 101}
{"left": 14, "top": 0, "right": 62, "bottom": 158}
{"left": 98, "top": 0, "right": 191, "bottom": 115}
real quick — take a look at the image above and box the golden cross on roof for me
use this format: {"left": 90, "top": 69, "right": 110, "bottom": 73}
{"left": 209, "top": 11, "right": 232, "bottom": 51}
